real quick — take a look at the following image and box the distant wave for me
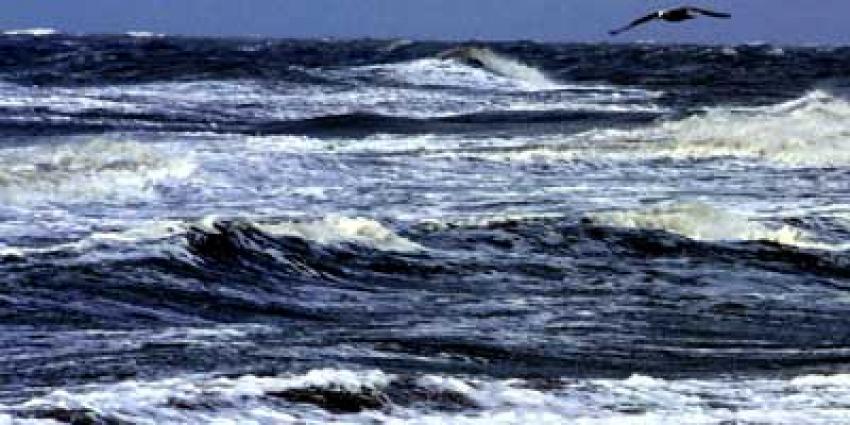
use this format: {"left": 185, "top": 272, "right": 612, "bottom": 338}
{"left": 0, "top": 106, "right": 661, "bottom": 138}
{"left": 240, "top": 109, "right": 659, "bottom": 137}
{"left": 623, "top": 90, "right": 850, "bottom": 167}
{"left": 588, "top": 201, "right": 839, "bottom": 251}
{"left": 2, "top": 28, "right": 59, "bottom": 36}
{"left": 437, "top": 46, "right": 559, "bottom": 90}
{"left": 447, "top": 91, "right": 850, "bottom": 167}
{"left": 125, "top": 31, "right": 165, "bottom": 38}
{"left": 357, "top": 47, "right": 561, "bottom": 92}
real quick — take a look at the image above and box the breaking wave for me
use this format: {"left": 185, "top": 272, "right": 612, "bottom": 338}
{"left": 589, "top": 202, "right": 809, "bottom": 247}
{"left": 3, "top": 38, "right": 850, "bottom": 424}
{"left": 353, "top": 47, "right": 562, "bottom": 92}
{"left": 0, "top": 215, "right": 421, "bottom": 262}
{"left": 455, "top": 91, "right": 850, "bottom": 167}
{"left": 633, "top": 90, "right": 850, "bottom": 166}
{"left": 5, "top": 369, "right": 850, "bottom": 424}
{"left": 436, "top": 46, "right": 560, "bottom": 90}
{"left": 0, "top": 139, "right": 196, "bottom": 204}
{"left": 257, "top": 216, "right": 423, "bottom": 253}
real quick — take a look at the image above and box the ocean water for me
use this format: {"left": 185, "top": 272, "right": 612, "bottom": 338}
{"left": 1, "top": 32, "right": 850, "bottom": 424}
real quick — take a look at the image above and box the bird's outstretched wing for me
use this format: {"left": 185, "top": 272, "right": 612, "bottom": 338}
{"left": 609, "top": 12, "right": 660, "bottom": 35}
{"left": 687, "top": 7, "right": 732, "bottom": 18}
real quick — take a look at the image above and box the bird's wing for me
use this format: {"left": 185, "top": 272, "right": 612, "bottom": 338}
{"left": 687, "top": 7, "right": 732, "bottom": 18}
{"left": 609, "top": 12, "right": 660, "bottom": 35}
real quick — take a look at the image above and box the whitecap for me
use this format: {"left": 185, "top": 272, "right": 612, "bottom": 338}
{"left": 125, "top": 31, "right": 164, "bottom": 38}
{"left": 481, "top": 90, "right": 850, "bottom": 167}
{"left": 0, "top": 139, "right": 197, "bottom": 205}
{"left": 632, "top": 90, "right": 850, "bottom": 167}
{"left": 589, "top": 201, "right": 815, "bottom": 248}
{"left": 448, "top": 47, "right": 560, "bottom": 91}
{"left": 3, "top": 28, "right": 58, "bottom": 36}
{"left": 6, "top": 370, "right": 850, "bottom": 424}
{"left": 258, "top": 216, "right": 423, "bottom": 253}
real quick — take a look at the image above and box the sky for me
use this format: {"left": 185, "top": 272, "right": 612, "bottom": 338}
{"left": 1, "top": 0, "right": 848, "bottom": 45}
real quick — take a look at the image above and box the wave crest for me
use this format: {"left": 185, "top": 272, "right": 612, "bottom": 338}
{"left": 257, "top": 216, "right": 423, "bottom": 253}
{"left": 357, "top": 47, "right": 560, "bottom": 92}
{"left": 641, "top": 90, "right": 850, "bottom": 166}
{"left": 7, "top": 370, "right": 850, "bottom": 424}
{"left": 589, "top": 202, "right": 811, "bottom": 247}
{"left": 3, "top": 28, "right": 58, "bottom": 36}
{"left": 477, "top": 91, "right": 850, "bottom": 167}
{"left": 438, "top": 46, "right": 559, "bottom": 90}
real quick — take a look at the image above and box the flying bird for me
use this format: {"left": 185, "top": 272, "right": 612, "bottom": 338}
{"left": 609, "top": 6, "right": 731, "bottom": 36}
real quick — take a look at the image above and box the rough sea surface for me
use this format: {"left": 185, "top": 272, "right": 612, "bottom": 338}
{"left": 1, "top": 32, "right": 850, "bottom": 424}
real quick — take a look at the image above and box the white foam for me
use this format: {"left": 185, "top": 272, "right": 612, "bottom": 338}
{"left": 359, "top": 58, "right": 525, "bottom": 91}
{"left": 466, "top": 48, "right": 557, "bottom": 90}
{"left": 0, "top": 219, "right": 191, "bottom": 264}
{"left": 0, "top": 139, "right": 196, "bottom": 205}
{"left": 630, "top": 90, "right": 850, "bottom": 166}
{"left": 589, "top": 202, "right": 814, "bottom": 247}
{"left": 86, "top": 221, "right": 185, "bottom": 244}
{"left": 6, "top": 370, "right": 850, "bottom": 424}
{"left": 441, "top": 47, "right": 560, "bottom": 91}
{"left": 768, "top": 47, "right": 786, "bottom": 56}
{"left": 356, "top": 47, "right": 560, "bottom": 93}
{"left": 721, "top": 46, "right": 739, "bottom": 56}
{"left": 258, "top": 216, "right": 423, "bottom": 253}
{"left": 0, "top": 70, "right": 661, "bottom": 126}
{"left": 3, "top": 28, "right": 58, "bottom": 36}
{"left": 9, "top": 369, "right": 392, "bottom": 424}
{"left": 457, "top": 91, "right": 850, "bottom": 168}
{"left": 0, "top": 246, "right": 25, "bottom": 258}
{"left": 126, "top": 31, "right": 164, "bottom": 38}
{"left": 0, "top": 214, "right": 422, "bottom": 262}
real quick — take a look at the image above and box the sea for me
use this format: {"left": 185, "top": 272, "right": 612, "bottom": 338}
{"left": 1, "top": 30, "right": 850, "bottom": 424}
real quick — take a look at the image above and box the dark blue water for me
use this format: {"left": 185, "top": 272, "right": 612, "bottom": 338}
{"left": 1, "top": 33, "right": 850, "bottom": 424}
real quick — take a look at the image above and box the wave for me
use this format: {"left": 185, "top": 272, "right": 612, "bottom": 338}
{"left": 348, "top": 57, "right": 550, "bottom": 93}
{"left": 244, "top": 109, "right": 660, "bottom": 137}
{"left": 2, "top": 28, "right": 59, "bottom": 36}
{"left": 125, "top": 31, "right": 164, "bottom": 38}
{"left": 188, "top": 216, "right": 422, "bottom": 256}
{"left": 0, "top": 76, "right": 662, "bottom": 136}
{"left": 435, "top": 46, "right": 560, "bottom": 91}
{"left": 5, "top": 369, "right": 850, "bottom": 424}
{"left": 346, "top": 46, "right": 577, "bottom": 93}
{"left": 4, "top": 214, "right": 850, "bottom": 373}
{"left": 0, "top": 139, "right": 196, "bottom": 205}
{"left": 627, "top": 90, "right": 850, "bottom": 166}
{"left": 451, "top": 91, "right": 850, "bottom": 167}
{"left": 2, "top": 37, "right": 847, "bottom": 93}
{"left": 0, "top": 215, "right": 422, "bottom": 262}
{"left": 257, "top": 216, "right": 423, "bottom": 253}
{"left": 7, "top": 207, "right": 847, "bottom": 277}
{"left": 589, "top": 202, "right": 809, "bottom": 247}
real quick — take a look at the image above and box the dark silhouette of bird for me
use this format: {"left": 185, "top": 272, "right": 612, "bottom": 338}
{"left": 609, "top": 6, "right": 731, "bottom": 36}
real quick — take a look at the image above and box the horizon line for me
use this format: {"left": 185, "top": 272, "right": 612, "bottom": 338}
{"left": 2, "top": 28, "right": 849, "bottom": 48}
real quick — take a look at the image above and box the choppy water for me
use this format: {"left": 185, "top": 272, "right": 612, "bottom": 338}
{"left": 1, "top": 32, "right": 850, "bottom": 424}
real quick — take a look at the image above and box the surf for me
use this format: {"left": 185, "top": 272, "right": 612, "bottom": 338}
{"left": 436, "top": 46, "right": 561, "bottom": 90}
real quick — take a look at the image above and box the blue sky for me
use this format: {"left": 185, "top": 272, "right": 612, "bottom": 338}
{"left": 2, "top": 0, "right": 848, "bottom": 44}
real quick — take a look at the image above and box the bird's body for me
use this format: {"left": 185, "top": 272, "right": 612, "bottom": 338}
{"left": 658, "top": 8, "right": 698, "bottom": 22}
{"left": 609, "top": 6, "right": 731, "bottom": 35}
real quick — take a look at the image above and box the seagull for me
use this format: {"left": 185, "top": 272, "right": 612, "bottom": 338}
{"left": 609, "top": 6, "right": 731, "bottom": 36}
